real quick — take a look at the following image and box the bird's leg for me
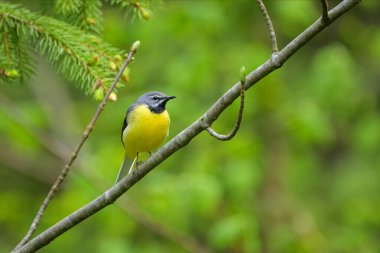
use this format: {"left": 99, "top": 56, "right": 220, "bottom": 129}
{"left": 134, "top": 152, "right": 151, "bottom": 175}
{"left": 134, "top": 152, "right": 140, "bottom": 174}
{"left": 135, "top": 152, "right": 139, "bottom": 168}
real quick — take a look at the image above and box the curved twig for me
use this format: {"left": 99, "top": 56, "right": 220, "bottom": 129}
{"left": 13, "top": 41, "right": 141, "bottom": 251}
{"left": 206, "top": 69, "right": 246, "bottom": 141}
{"left": 14, "top": 1, "right": 361, "bottom": 252}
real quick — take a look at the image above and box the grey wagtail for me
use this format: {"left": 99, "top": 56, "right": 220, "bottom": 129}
{"left": 115, "top": 91, "right": 175, "bottom": 183}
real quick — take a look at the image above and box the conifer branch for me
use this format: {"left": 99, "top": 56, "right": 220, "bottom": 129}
{"left": 0, "top": 3, "right": 126, "bottom": 97}
{"left": 55, "top": 0, "right": 103, "bottom": 34}
{"left": 0, "top": 7, "right": 35, "bottom": 83}
{"left": 106, "top": 0, "right": 154, "bottom": 20}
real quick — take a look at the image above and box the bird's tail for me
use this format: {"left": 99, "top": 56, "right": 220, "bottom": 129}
{"left": 115, "top": 156, "right": 136, "bottom": 184}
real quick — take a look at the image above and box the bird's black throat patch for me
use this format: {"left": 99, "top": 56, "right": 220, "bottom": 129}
{"left": 148, "top": 104, "right": 165, "bottom": 114}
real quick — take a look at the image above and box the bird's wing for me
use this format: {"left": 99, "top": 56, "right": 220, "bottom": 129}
{"left": 121, "top": 104, "right": 136, "bottom": 146}
{"left": 120, "top": 115, "right": 128, "bottom": 146}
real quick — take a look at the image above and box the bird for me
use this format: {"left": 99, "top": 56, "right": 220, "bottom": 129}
{"left": 115, "top": 91, "right": 175, "bottom": 183}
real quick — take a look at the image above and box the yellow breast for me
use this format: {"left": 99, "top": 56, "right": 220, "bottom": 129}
{"left": 122, "top": 104, "right": 170, "bottom": 159}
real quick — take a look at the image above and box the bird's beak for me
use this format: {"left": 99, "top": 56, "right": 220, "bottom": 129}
{"left": 165, "top": 96, "right": 176, "bottom": 101}
{"left": 159, "top": 95, "right": 176, "bottom": 107}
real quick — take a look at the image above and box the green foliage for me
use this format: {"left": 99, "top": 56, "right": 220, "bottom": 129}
{"left": 0, "top": 2, "right": 125, "bottom": 97}
{"left": 106, "top": 0, "right": 156, "bottom": 20}
{"left": 55, "top": 0, "right": 103, "bottom": 34}
{"left": 1, "top": 1, "right": 380, "bottom": 253}
{"left": 0, "top": 4, "right": 36, "bottom": 83}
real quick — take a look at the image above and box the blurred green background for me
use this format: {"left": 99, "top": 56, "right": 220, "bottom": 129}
{"left": 1, "top": 1, "right": 380, "bottom": 252}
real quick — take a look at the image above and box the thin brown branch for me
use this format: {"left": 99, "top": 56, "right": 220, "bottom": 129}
{"left": 206, "top": 70, "right": 246, "bottom": 141}
{"left": 256, "top": 0, "right": 278, "bottom": 54}
{"left": 320, "top": 0, "right": 330, "bottom": 24}
{"left": 13, "top": 41, "right": 141, "bottom": 251}
{"left": 15, "top": 1, "right": 361, "bottom": 252}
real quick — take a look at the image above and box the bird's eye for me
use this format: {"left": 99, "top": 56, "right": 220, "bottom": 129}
{"left": 152, "top": 96, "right": 159, "bottom": 100}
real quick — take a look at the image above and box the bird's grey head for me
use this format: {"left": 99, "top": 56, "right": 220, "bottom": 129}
{"left": 137, "top": 91, "right": 176, "bottom": 113}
